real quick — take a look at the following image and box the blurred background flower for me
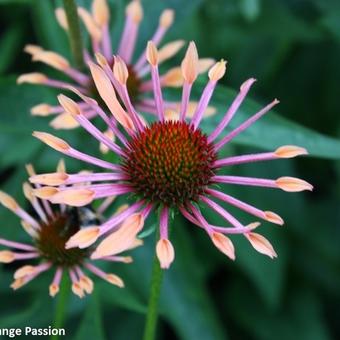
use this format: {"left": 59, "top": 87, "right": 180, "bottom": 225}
{"left": 0, "top": 161, "right": 136, "bottom": 299}
{"left": 0, "top": 0, "right": 339, "bottom": 339}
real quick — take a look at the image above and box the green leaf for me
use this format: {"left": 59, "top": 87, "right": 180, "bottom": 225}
{"left": 75, "top": 292, "right": 106, "bottom": 340}
{"left": 0, "top": 77, "right": 56, "bottom": 167}
{"left": 239, "top": 0, "right": 261, "bottom": 22}
{"left": 31, "top": 0, "right": 69, "bottom": 55}
{"left": 0, "top": 24, "right": 24, "bottom": 74}
{"left": 227, "top": 280, "right": 332, "bottom": 340}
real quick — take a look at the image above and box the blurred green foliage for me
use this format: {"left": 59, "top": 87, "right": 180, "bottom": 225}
{"left": 0, "top": 0, "right": 339, "bottom": 339}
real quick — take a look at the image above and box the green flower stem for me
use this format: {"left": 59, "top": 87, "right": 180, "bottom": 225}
{"left": 143, "top": 249, "right": 164, "bottom": 340}
{"left": 51, "top": 275, "right": 69, "bottom": 340}
{"left": 62, "top": 0, "right": 85, "bottom": 69}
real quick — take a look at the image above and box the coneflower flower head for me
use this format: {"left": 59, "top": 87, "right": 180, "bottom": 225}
{"left": 18, "top": 0, "right": 214, "bottom": 133}
{"left": 32, "top": 42, "right": 312, "bottom": 269}
{"left": 0, "top": 162, "right": 138, "bottom": 298}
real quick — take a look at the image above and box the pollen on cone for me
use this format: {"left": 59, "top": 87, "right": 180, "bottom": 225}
{"left": 31, "top": 104, "right": 53, "bottom": 116}
{"left": 32, "top": 187, "right": 59, "bottom": 199}
{"left": 14, "top": 265, "right": 36, "bottom": 279}
{"left": 30, "top": 173, "right": 68, "bottom": 186}
{"left": 146, "top": 41, "right": 158, "bottom": 66}
{"left": 66, "top": 226, "right": 100, "bottom": 249}
{"left": 33, "top": 132, "right": 70, "bottom": 152}
{"left": 0, "top": 191, "right": 18, "bottom": 211}
{"left": 276, "top": 177, "right": 313, "bottom": 192}
{"left": 50, "top": 189, "right": 95, "bottom": 207}
{"left": 49, "top": 283, "right": 60, "bottom": 297}
{"left": 181, "top": 42, "right": 198, "bottom": 84}
{"left": 58, "top": 94, "right": 81, "bottom": 116}
{"left": 208, "top": 59, "right": 227, "bottom": 81}
{"left": 156, "top": 239, "right": 175, "bottom": 269}
{"left": 160, "top": 9, "right": 174, "bottom": 28}
{"left": 211, "top": 232, "right": 235, "bottom": 260}
{"left": 105, "top": 274, "right": 124, "bottom": 288}
{"left": 264, "top": 211, "right": 284, "bottom": 225}
{"left": 0, "top": 250, "right": 15, "bottom": 263}
{"left": 275, "top": 145, "right": 308, "bottom": 158}
{"left": 17, "top": 73, "right": 48, "bottom": 84}
{"left": 91, "top": 213, "right": 144, "bottom": 259}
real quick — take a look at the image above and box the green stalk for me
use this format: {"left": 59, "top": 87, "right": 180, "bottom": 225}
{"left": 62, "top": 0, "right": 85, "bottom": 69}
{"left": 143, "top": 251, "right": 164, "bottom": 340}
{"left": 51, "top": 275, "right": 69, "bottom": 340}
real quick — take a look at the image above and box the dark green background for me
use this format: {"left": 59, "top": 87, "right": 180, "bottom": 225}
{"left": 0, "top": 0, "right": 339, "bottom": 339}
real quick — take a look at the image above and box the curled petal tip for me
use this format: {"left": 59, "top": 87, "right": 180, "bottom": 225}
{"left": 57, "top": 94, "right": 81, "bottom": 116}
{"left": 49, "top": 284, "right": 60, "bottom": 297}
{"left": 32, "top": 131, "right": 70, "bottom": 152}
{"left": 156, "top": 238, "right": 175, "bottom": 269}
{"left": 246, "top": 233, "right": 277, "bottom": 259}
{"left": 113, "top": 56, "right": 129, "bottom": 85}
{"left": 126, "top": 0, "right": 143, "bottom": 23}
{"left": 275, "top": 145, "right": 308, "bottom": 158}
{"left": 32, "top": 186, "right": 59, "bottom": 199}
{"left": 95, "top": 52, "right": 108, "bottom": 67}
{"left": 17, "top": 73, "right": 47, "bottom": 84}
{"left": 14, "top": 265, "right": 36, "bottom": 279}
{"left": 247, "top": 222, "right": 261, "bottom": 229}
{"left": 72, "top": 282, "right": 85, "bottom": 298}
{"left": 181, "top": 41, "right": 198, "bottom": 84}
{"left": 146, "top": 41, "right": 158, "bottom": 66}
{"left": 29, "top": 173, "right": 68, "bottom": 186}
{"left": 264, "top": 211, "right": 284, "bottom": 226}
{"left": 0, "top": 250, "right": 15, "bottom": 263}
{"left": 93, "top": 0, "right": 110, "bottom": 26}
{"left": 276, "top": 177, "right": 313, "bottom": 192}
{"left": 160, "top": 9, "right": 174, "bottom": 28}
{"left": 30, "top": 104, "right": 52, "bottom": 116}
{"left": 93, "top": 213, "right": 144, "bottom": 258}
{"left": 66, "top": 226, "right": 100, "bottom": 249}
{"left": 208, "top": 59, "right": 227, "bottom": 82}
{"left": 0, "top": 191, "right": 18, "bottom": 211}
{"left": 106, "top": 274, "right": 124, "bottom": 288}
{"left": 50, "top": 189, "right": 95, "bottom": 207}
{"left": 211, "top": 232, "right": 235, "bottom": 260}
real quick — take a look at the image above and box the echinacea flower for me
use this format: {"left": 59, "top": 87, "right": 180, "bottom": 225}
{"left": 0, "top": 161, "right": 139, "bottom": 298}
{"left": 31, "top": 41, "right": 312, "bottom": 269}
{"left": 18, "top": 0, "right": 214, "bottom": 132}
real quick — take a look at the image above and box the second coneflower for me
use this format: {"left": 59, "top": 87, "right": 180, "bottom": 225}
{"left": 0, "top": 161, "right": 139, "bottom": 298}
{"left": 17, "top": 0, "right": 214, "bottom": 131}
{"left": 31, "top": 42, "right": 312, "bottom": 269}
